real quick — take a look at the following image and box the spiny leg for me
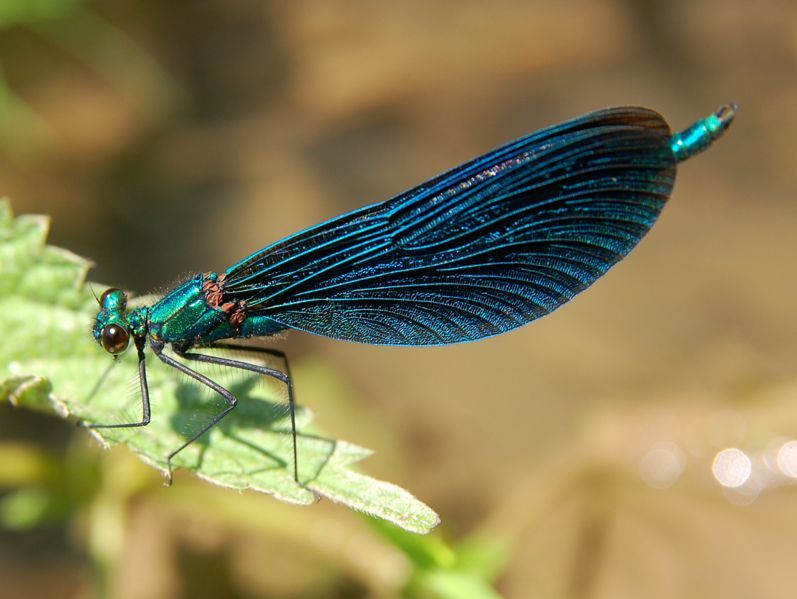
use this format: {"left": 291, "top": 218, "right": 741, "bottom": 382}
{"left": 204, "top": 344, "right": 293, "bottom": 398}
{"left": 155, "top": 348, "right": 239, "bottom": 485}
{"left": 201, "top": 345, "right": 294, "bottom": 424}
{"left": 173, "top": 344, "right": 299, "bottom": 483}
{"left": 209, "top": 343, "right": 291, "bottom": 371}
{"left": 83, "top": 337, "right": 151, "bottom": 429}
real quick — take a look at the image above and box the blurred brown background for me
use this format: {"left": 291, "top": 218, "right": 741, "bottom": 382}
{"left": 1, "top": 0, "right": 797, "bottom": 597}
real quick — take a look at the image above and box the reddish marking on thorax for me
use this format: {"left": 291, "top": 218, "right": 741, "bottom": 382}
{"left": 202, "top": 272, "right": 227, "bottom": 308}
{"left": 202, "top": 272, "right": 247, "bottom": 331}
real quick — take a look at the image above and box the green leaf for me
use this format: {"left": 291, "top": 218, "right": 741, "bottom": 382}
{"left": 370, "top": 518, "right": 457, "bottom": 570}
{"left": 0, "top": 199, "right": 440, "bottom": 534}
{"left": 369, "top": 519, "right": 511, "bottom": 598}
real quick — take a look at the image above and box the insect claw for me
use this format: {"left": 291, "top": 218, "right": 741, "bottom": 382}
{"left": 165, "top": 461, "right": 174, "bottom": 487}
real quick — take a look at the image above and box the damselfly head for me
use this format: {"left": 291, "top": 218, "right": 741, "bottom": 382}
{"left": 93, "top": 288, "right": 131, "bottom": 355}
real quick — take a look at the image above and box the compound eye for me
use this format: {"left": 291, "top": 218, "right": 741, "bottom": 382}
{"left": 101, "top": 324, "right": 130, "bottom": 355}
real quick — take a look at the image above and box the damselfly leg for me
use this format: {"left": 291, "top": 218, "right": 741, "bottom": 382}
{"left": 83, "top": 337, "right": 151, "bottom": 429}
{"left": 172, "top": 344, "right": 299, "bottom": 483}
{"left": 154, "top": 347, "right": 239, "bottom": 485}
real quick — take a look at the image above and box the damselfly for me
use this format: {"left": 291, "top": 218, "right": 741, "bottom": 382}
{"left": 89, "top": 104, "right": 737, "bottom": 482}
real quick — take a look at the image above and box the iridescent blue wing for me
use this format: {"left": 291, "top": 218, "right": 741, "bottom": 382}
{"left": 224, "top": 107, "right": 676, "bottom": 345}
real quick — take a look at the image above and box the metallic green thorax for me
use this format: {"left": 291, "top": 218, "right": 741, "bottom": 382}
{"left": 670, "top": 103, "right": 738, "bottom": 163}
{"left": 148, "top": 275, "right": 228, "bottom": 343}
{"left": 93, "top": 273, "right": 285, "bottom": 353}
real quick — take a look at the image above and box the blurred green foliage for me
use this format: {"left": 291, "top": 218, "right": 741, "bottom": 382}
{"left": 0, "top": 0, "right": 84, "bottom": 28}
{"left": 0, "top": 0, "right": 179, "bottom": 162}
{"left": 371, "top": 520, "right": 509, "bottom": 599}
{"left": 0, "top": 435, "right": 509, "bottom": 597}
{"left": 0, "top": 0, "right": 83, "bottom": 27}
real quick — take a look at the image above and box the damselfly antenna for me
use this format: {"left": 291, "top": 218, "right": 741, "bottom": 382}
{"left": 89, "top": 283, "right": 101, "bottom": 306}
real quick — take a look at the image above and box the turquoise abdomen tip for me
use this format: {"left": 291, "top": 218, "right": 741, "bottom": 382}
{"left": 671, "top": 103, "right": 738, "bottom": 163}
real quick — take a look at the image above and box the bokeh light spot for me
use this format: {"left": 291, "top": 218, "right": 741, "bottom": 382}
{"left": 712, "top": 448, "right": 751, "bottom": 488}
{"left": 776, "top": 440, "right": 797, "bottom": 478}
